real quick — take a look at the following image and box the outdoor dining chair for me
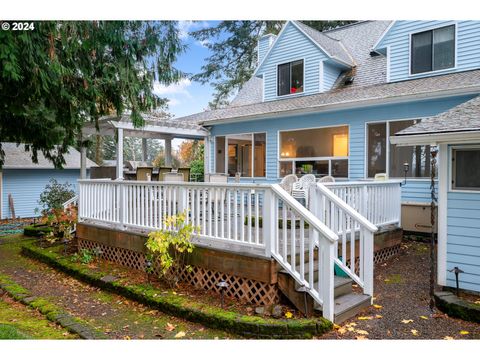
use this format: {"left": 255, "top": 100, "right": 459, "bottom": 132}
{"left": 292, "top": 174, "right": 316, "bottom": 208}
{"left": 162, "top": 172, "right": 185, "bottom": 182}
{"left": 279, "top": 174, "right": 298, "bottom": 195}
{"left": 317, "top": 175, "right": 335, "bottom": 183}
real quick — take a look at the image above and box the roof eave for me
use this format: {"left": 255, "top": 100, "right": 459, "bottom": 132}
{"left": 200, "top": 86, "right": 480, "bottom": 126}
{"left": 390, "top": 130, "right": 480, "bottom": 146}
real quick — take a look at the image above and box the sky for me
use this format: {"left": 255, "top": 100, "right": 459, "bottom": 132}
{"left": 153, "top": 21, "right": 219, "bottom": 119}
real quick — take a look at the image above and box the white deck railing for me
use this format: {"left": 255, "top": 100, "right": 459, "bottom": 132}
{"left": 77, "top": 179, "right": 383, "bottom": 321}
{"left": 311, "top": 184, "right": 378, "bottom": 296}
{"left": 323, "top": 180, "right": 402, "bottom": 228}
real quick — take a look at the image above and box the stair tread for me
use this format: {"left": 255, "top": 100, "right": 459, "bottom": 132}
{"left": 295, "top": 276, "right": 352, "bottom": 291}
{"left": 333, "top": 293, "right": 371, "bottom": 316}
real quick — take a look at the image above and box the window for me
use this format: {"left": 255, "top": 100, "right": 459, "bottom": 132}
{"left": 367, "top": 120, "right": 432, "bottom": 178}
{"left": 277, "top": 60, "right": 304, "bottom": 96}
{"left": 279, "top": 125, "right": 349, "bottom": 178}
{"left": 215, "top": 133, "right": 266, "bottom": 178}
{"left": 452, "top": 148, "right": 480, "bottom": 190}
{"left": 411, "top": 25, "right": 455, "bottom": 74}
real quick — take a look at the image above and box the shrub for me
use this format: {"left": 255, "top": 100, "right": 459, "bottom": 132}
{"left": 41, "top": 204, "right": 77, "bottom": 244}
{"left": 38, "top": 179, "right": 76, "bottom": 212}
{"left": 146, "top": 211, "right": 199, "bottom": 288}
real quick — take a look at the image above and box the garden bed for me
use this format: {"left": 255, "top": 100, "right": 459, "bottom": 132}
{"left": 21, "top": 242, "right": 332, "bottom": 339}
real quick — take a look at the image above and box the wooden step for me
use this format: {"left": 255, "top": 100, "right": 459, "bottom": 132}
{"left": 295, "top": 276, "right": 352, "bottom": 298}
{"left": 328, "top": 293, "right": 371, "bottom": 324}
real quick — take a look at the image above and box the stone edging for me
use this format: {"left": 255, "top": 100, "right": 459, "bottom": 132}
{"left": 0, "top": 273, "right": 106, "bottom": 339}
{"left": 21, "top": 243, "right": 332, "bottom": 339}
{"left": 434, "top": 291, "right": 480, "bottom": 323}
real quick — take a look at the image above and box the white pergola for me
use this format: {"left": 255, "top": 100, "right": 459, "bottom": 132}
{"left": 80, "top": 113, "right": 209, "bottom": 179}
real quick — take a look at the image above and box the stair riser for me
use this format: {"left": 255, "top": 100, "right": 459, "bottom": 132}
{"left": 334, "top": 297, "right": 372, "bottom": 324}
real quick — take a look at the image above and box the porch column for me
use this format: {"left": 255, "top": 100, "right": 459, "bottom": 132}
{"left": 116, "top": 128, "right": 124, "bottom": 179}
{"left": 141, "top": 138, "right": 148, "bottom": 162}
{"left": 204, "top": 136, "right": 210, "bottom": 176}
{"left": 165, "top": 137, "right": 172, "bottom": 167}
{"left": 437, "top": 144, "right": 448, "bottom": 286}
{"left": 80, "top": 143, "right": 87, "bottom": 179}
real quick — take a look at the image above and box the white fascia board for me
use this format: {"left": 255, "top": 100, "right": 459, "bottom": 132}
{"left": 371, "top": 20, "right": 396, "bottom": 51}
{"left": 390, "top": 131, "right": 480, "bottom": 146}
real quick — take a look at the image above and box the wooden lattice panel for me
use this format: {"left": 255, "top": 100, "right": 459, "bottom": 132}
{"left": 374, "top": 244, "right": 401, "bottom": 264}
{"left": 78, "top": 239, "right": 280, "bottom": 305}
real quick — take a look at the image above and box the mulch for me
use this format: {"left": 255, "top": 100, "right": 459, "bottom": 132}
{"left": 320, "top": 241, "right": 480, "bottom": 339}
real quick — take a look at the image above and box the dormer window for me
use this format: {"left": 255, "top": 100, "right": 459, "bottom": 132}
{"left": 277, "top": 60, "right": 304, "bottom": 96}
{"left": 411, "top": 25, "right": 455, "bottom": 74}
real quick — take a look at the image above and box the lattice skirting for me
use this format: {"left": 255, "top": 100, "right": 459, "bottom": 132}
{"left": 78, "top": 239, "right": 280, "bottom": 305}
{"left": 346, "top": 244, "right": 402, "bottom": 273}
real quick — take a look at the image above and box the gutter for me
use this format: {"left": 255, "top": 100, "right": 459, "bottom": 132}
{"left": 390, "top": 130, "right": 480, "bottom": 146}
{"left": 200, "top": 86, "right": 480, "bottom": 126}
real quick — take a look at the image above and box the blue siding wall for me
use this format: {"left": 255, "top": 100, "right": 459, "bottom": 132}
{"left": 1, "top": 169, "right": 81, "bottom": 218}
{"left": 447, "top": 191, "right": 480, "bottom": 292}
{"left": 323, "top": 62, "right": 341, "bottom": 91}
{"left": 258, "top": 34, "right": 276, "bottom": 65}
{"left": 377, "top": 21, "right": 480, "bottom": 82}
{"left": 210, "top": 95, "right": 476, "bottom": 202}
{"left": 257, "top": 22, "right": 328, "bottom": 101}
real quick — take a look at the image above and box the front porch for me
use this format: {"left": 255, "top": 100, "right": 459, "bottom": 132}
{"left": 76, "top": 178, "right": 402, "bottom": 322}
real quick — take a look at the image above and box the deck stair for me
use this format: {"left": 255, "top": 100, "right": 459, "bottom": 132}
{"left": 277, "top": 258, "right": 372, "bottom": 323}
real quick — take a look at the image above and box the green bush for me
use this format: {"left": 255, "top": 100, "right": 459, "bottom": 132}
{"left": 23, "top": 225, "right": 53, "bottom": 237}
{"left": 38, "top": 179, "right": 76, "bottom": 211}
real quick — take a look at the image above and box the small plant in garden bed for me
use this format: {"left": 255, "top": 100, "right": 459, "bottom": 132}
{"left": 71, "top": 248, "right": 95, "bottom": 265}
{"left": 146, "top": 211, "right": 199, "bottom": 288}
{"left": 41, "top": 204, "right": 77, "bottom": 245}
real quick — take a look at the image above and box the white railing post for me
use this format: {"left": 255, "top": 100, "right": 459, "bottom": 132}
{"left": 262, "top": 188, "right": 276, "bottom": 258}
{"left": 119, "top": 182, "right": 125, "bottom": 228}
{"left": 320, "top": 237, "right": 334, "bottom": 321}
{"left": 363, "top": 229, "right": 374, "bottom": 298}
{"left": 177, "top": 186, "right": 188, "bottom": 214}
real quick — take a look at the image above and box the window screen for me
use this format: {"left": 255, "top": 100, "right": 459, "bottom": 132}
{"left": 277, "top": 60, "right": 304, "bottom": 96}
{"left": 453, "top": 149, "right": 480, "bottom": 190}
{"left": 277, "top": 63, "right": 290, "bottom": 96}
{"left": 367, "top": 122, "right": 387, "bottom": 178}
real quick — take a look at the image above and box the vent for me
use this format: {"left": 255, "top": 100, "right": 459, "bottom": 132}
{"left": 344, "top": 76, "right": 354, "bottom": 85}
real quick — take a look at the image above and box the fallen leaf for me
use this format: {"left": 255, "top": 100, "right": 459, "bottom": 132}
{"left": 420, "top": 315, "right": 429, "bottom": 320}
{"left": 62, "top": 332, "right": 70, "bottom": 336}
{"left": 165, "top": 323, "right": 176, "bottom": 332}
{"left": 355, "top": 336, "right": 367, "bottom": 340}
{"left": 346, "top": 322, "right": 357, "bottom": 327}
{"left": 401, "top": 319, "right": 414, "bottom": 324}
{"left": 123, "top": 336, "right": 131, "bottom": 340}
{"left": 285, "top": 311, "right": 293, "bottom": 319}
{"left": 443, "top": 336, "right": 454, "bottom": 340}
{"left": 355, "top": 329, "right": 369, "bottom": 335}
{"left": 333, "top": 324, "right": 341, "bottom": 329}
{"left": 411, "top": 329, "right": 419, "bottom": 336}
{"left": 459, "top": 330, "right": 469, "bottom": 335}
{"left": 337, "top": 327, "right": 347, "bottom": 335}
{"left": 346, "top": 327, "right": 355, "bottom": 332}
{"left": 101, "top": 312, "right": 107, "bottom": 316}
{"left": 198, "top": 328, "right": 205, "bottom": 332}
{"left": 474, "top": 300, "right": 480, "bottom": 305}
{"left": 375, "top": 315, "right": 383, "bottom": 319}
{"left": 358, "top": 316, "right": 373, "bottom": 320}
{"left": 373, "top": 304, "right": 383, "bottom": 309}
{"left": 174, "top": 331, "right": 186, "bottom": 338}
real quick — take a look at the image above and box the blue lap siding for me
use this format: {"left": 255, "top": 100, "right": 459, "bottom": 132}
{"left": 1, "top": 169, "right": 81, "bottom": 218}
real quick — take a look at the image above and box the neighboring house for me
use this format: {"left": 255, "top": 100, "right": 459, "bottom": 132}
{"left": 174, "top": 20, "right": 480, "bottom": 292}
{"left": 0, "top": 143, "right": 96, "bottom": 219}
{"left": 392, "top": 96, "right": 480, "bottom": 293}
{"left": 176, "top": 20, "right": 480, "bottom": 229}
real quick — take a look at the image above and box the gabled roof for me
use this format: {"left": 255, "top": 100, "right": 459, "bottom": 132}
{"left": 371, "top": 21, "right": 396, "bottom": 52}
{"left": 1, "top": 143, "right": 97, "bottom": 170}
{"left": 254, "top": 21, "right": 355, "bottom": 76}
{"left": 175, "top": 69, "right": 480, "bottom": 125}
{"left": 395, "top": 96, "right": 480, "bottom": 136}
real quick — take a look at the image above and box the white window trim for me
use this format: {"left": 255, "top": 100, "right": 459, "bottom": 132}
{"left": 275, "top": 58, "right": 306, "bottom": 98}
{"left": 449, "top": 145, "right": 480, "bottom": 193}
{"left": 408, "top": 22, "right": 458, "bottom": 77}
{"left": 214, "top": 132, "right": 267, "bottom": 179}
{"left": 364, "top": 117, "right": 434, "bottom": 180}
{"left": 277, "top": 125, "right": 350, "bottom": 178}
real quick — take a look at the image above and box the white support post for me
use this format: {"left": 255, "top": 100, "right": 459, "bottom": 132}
{"left": 116, "top": 128, "right": 124, "bottom": 179}
{"left": 165, "top": 137, "right": 172, "bottom": 167}
{"left": 262, "top": 188, "right": 276, "bottom": 257}
{"left": 141, "top": 138, "right": 148, "bottom": 162}
{"left": 320, "top": 238, "right": 334, "bottom": 322}
{"left": 363, "top": 229, "right": 374, "bottom": 298}
{"left": 80, "top": 144, "right": 87, "bottom": 180}
{"left": 437, "top": 144, "right": 448, "bottom": 286}
{"left": 204, "top": 136, "right": 210, "bottom": 177}
{"left": 177, "top": 187, "right": 188, "bottom": 215}
{"left": 119, "top": 182, "right": 125, "bottom": 228}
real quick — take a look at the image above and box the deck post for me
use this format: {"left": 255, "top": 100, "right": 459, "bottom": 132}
{"left": 80, "top": 143, "right": 87, "bottom": 180}
{"left": 262, "top": 188, "right": 276, "bottom": 257}
{"left": 116, "top": 128, "right": 124, "bottom": 179}
{"left": 119, "top": 182, "right": 125, "bottom": 228}
{"left": 165, "top": 137, "right": 172, "bottom": 167}
{"left": 363, "top": 229, "right": 374, "bottom": 298}
{"left": 320, "top": 238, "right": 334, "bottom": 321}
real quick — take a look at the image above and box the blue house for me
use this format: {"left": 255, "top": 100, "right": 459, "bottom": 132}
{"left": 175, "top": 21, "right": 480, "bottom": 293}
{"left": 0, "top": 142, "right": 96, "bottom": 219}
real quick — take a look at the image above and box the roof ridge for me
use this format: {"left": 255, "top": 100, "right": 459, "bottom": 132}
{"left": 323, "top": 20, "right": 373, "bottom": 33}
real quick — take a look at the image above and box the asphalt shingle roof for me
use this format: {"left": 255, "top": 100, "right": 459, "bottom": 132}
{"left": 176, "top": 69, "right": 480, "bottom": 124}
{"left": 1, "top": 143, "right": 97, "bottom": 169}
{"left": 396, "top": 96, "right": 480, "bottom": 136}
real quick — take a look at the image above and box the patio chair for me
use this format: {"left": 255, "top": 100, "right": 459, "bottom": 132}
{"left": 374, "top": 173, "right": 389, "bottom": 181}
{"left": 317, "top": 175, "right": 335, "bottom": 183}
{"left": 206, "top": 173, "right": 229, "bottom": 183}
{"left": 177, "top": 167, "right": 191, "bottom": 182}
{"left": 162, "top": 172, "right": 184, "bottom": 182}
{"left": 136, "top": 167, "right": 153, "bottom": 181}
{"left": 292, "top": 174, "right": 316, "bottom": 208}
{"left": 279, "top": 174, "right": 298, "bottom": 195}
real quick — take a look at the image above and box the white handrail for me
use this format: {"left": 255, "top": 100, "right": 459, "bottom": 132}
{"left": 62, "top": 195, "right": 79, "bottom": 209}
